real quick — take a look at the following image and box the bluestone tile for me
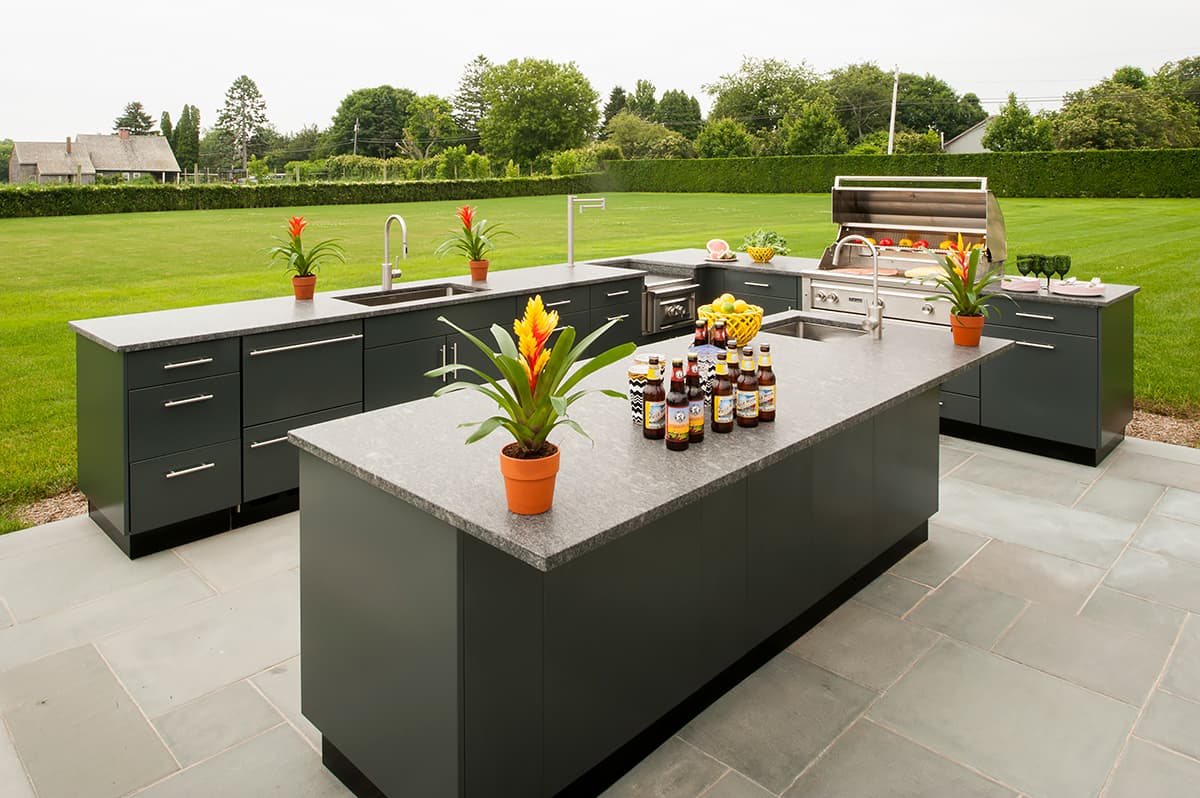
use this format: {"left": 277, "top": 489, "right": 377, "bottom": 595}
{"left": 251, "top": 657, "right": 320, "bottom": 748}
{"left": 907, "top": 577, "right": 1026, "bottom": 649}
{"left": 703, "top": 771, "right": 776, "bottom": 798}
{"left": 1160, "top": 615, "right": 1200, "bottom": 702}
{"left": 783, "top": 719, "right": 1016, "bottom": 798}
{"left": 599, "top": 736, "right": 726, "bottom": 798}
{"left": 939, "top": 444, "right": 973, "bottom": 477}
{"left": 1079, "top": 587, "right": 1185, "bottom": 647}
{"left": 0, "top": 645, "right": 177, "bottom": 798}
{"left": 951, "top": 453, "right": 1092, "bottom": 506}
{"left": 175, "top": 512, "right": 298, "bottom": 593}
{"left": 1134, "top": 514, "right": 1200, "bottom": 566}
{"left": 868, "top": 639, "right": 1136, "bottom": 798}
{"left": 890, "top": 522, "right": 987, "bottom": 587}
{"left": 0, "top": 515, "right": 99, "bottom": 561}
{"left": 1136, "top": 690, "right": 1200, "bottom": 761}
{"left": 1117, "top": 436, "right": 1200, "bottom": 467}
{"left": 992, "top": 604, "right": 1171, "bottom": 705}
{"left": 1107, "top": 451, "right": 1200, "bottom": 492}
{"left": 1156, "top": 487, "right": 1200, "bottom": 524}
{"left": 153, "top": 681, "right": 283, "bottom": 767}
{"left": 0, "top": 601, "right": 12, "bottom": 630}
{"left": 1074, "top": 474, "right": 1164, "bottom": 522}
{"left": 956, "top": 540, "right": 1105, "bottom": 609}
{"left": 1105, "top": 547, "right": 1200, "bottom": 613}
{"left": 787, "top": 601, "right": 937, "bottom": 691}
{"left": 939, "top": 436, "right": 1103, "bottom": 479}
{"left": 1104, "top": 737, "right": 1200, "bottom": 798}
{"left": 0, "top": 723, "right": 35, "bottom": 798}
{"left": 680, "top": 653, "right": 874, "bottom": 794}
{"left": 937, "top": 478, "right": 1135, "bottom": 567}
{"left": 853, "top": 573, "right": 929, "bottom": 617}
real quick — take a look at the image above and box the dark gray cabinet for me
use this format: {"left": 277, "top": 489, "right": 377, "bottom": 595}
{"left": 587, "top": 301, "right": 641, "bottom": 357}
{"left": 241, "top": 321, "right": 363, "bottom": 426}
{"left": 242, "top": 403, "right": 362, "bottom": 502}
{"left": 721, "top": 268, "right": 800, "bottom": 315}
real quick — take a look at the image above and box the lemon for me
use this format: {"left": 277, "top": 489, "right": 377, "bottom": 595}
{"left": 699, "top": 304, "right": 712, "bottom": 314}
{"left": 719, "top": 293, "right": 735, "bottom": 303}
{"left": 733, "top": 299, "right": 749, "bottom": 312}
{"left": 721, "top": 301, "right": 736, "bottom": 313}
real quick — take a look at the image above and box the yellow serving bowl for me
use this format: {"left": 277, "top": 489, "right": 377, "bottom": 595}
{"left": 698, "top": 305, "right": 764, "bottom": 347}
{"left": 746, "top": 246, "right": 776, "bottom": 263}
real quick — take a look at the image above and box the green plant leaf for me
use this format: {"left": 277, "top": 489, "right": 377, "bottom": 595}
{"left": 558, "top": 339, "right": 637, "bottom": 396}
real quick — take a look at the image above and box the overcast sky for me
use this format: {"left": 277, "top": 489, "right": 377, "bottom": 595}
{"left": 3, "top": 0, "right": 1197, "bottom": 143}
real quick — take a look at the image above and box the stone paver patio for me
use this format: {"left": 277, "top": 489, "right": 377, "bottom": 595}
{"left": 2, "top": 435, "right": 1200, "bottom": 797}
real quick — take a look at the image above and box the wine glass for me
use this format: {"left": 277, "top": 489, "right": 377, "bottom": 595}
{"left": 1053, "top": 255, "right": 1072, "bottom": 283}
{"left": 1016, "top": 255, "right": 1033, "bottom": 278}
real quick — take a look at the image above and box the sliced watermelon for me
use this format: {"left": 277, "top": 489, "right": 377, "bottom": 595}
{"left": 706, "top": 238, "right": 730, "bottom": 257}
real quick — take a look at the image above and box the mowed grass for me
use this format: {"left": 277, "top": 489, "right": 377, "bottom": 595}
{"left": 0, "top": 193, "right": 1196, "bottom": 531}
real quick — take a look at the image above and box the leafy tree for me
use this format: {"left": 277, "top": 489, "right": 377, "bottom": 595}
{"left": 246, "top": 155, "right": 271, "bottom": 180}
{"left": 780, "top": 99, "right": 849, "bottom": 155}
{"left": 478, "top": 58, "right": 599, "bottom": 165}
{"left": 826, "top": 62, "right": 892, "bottom": 142}
{"left": 896, "top": 73, "right": 987, "bottom": 140}
{"left": 982, "top": 93, "right": 1054, "bottom": 151}
{"left": 436, "top": 144, "right": 469, "bottom": 178}
{"left": 704, "top": 57, "right": 819, "bottom": 132}
{"left": 602, "top": 86, "right": 628, "bottom": 130}
{"left": 696, "top": 118, "right": 754, "bottom": 158}
{"left": 159, "top": 112, "right": 173, "bottom": 148}
{"left": 326, "top": 85, "right": 417, "bottom": 158}
{"left": 1112, "top": 66, "right": 1149, "bottom": 89}
{"left": 113, "top": 101, "right": 154, "bottom": 134}
{"left": 173, "top": 105, "right": 201, "bottom": 170}
{"left": 1153, "top": 56, "right": 1200, "bottom": 116}
{"left": 0, "top": 139, "right": 12, "bottom": 182}
{"left": 402, "top": 95, "right": 461, "bottom": 160}
{"left": 216, "top": 75, "right": 269, "bottom": 169}
{"left": 264, "top": 124, "right": 324, "bottom": 172}
{"left": 1053, "top": 79, "right": 1200, "bottom": 149}
{"left": 627, "top": 79, "right": 657, "bottom": 118}
{"left": 605, "top": 110, "right": 691, "bottom": 158}
{"left": 453, "top": 55, "right": 492, "bottom": 149}
{"left": 463, "top": 151, "right": 490, "bottom": 179}
{"left": 654, "top": 90, "right": 703, "bottom": 138}
{"left": 198, "top": 128, "right": 235, "bottom": 170}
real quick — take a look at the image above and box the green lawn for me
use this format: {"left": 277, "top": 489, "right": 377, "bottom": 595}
{"left": 1, "top": 193, "right": 1196, "bottom": 532}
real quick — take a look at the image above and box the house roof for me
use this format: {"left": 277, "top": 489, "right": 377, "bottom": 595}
{"left": 942, "top": 116, "right": 996, "bottom": 150}
{"left": 75, "top": 134, "right": 181, "bottom": 172}
{"left": 11, "top": 142, "right": 95, "bottom": 176}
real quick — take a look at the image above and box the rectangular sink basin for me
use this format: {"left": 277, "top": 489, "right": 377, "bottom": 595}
{"left": 337, "top": 283, "right": 484, "bottom": 307}
{"left": 763, "top": 320, "right": 866, "bottom": 342}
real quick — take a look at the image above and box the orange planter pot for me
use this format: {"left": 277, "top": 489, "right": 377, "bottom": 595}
{"left": 292, "top": 275, "right": 317, "bottom": 300}
{"left": 499, "top": 443, "right": 560, "bottom": 515}
{"left": 950, "top": 313, "right": 985, "bottom": 346}
{"left": 469, "top": 259, "right": 489, "bottom": 281}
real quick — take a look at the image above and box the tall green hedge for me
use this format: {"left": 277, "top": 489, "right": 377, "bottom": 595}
{"left": 0, "top": 175, "right": 605, "bottom": 219}
{"left": 602, "top": 150, "right": 1200, "bottom": 198}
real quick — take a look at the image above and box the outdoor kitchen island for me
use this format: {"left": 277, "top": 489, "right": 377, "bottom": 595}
{"left": 289, "top": 317, "right": 1012, "bottom": 798}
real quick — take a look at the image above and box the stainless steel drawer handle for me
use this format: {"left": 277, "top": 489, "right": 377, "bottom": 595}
{"left": 743, "top": 281, "right": 771, "bottom": 288}
{"left": 605, "top": 289, "right": 630, "bottom": 297}
{"left": 249, "top": 333, "right": 363, "bottom": 357}
{"left": 1015, "top": 312, "right": 1056, "bottom": 321}
{"left": 1015, "top": 341, "right": 1056, "bottom": 350}
{"left": 165, "top": 462, "right": 215, "bottom": 479}
{"left": 249, "top": 436, "right": 289, "bottom": 449}
{"left": 163, "top": 393, "right": 214, "bottom": 408}
{"left": 545, "top": 299, "right": 573, "bottom": 307}
{"left": 162, "top": 357, "right": 213, "bottom": 371}
{"left": 607, "top": 314, "right": 631, "bottom": 322}
{"left": 659, "top": 298, "right": 689, "bottom": 306}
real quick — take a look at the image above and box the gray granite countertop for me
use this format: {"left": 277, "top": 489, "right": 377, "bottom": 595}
{"left": 68, "top": 263, "right": 640, "bottom": 352}
{"left": 290, "top": 312, "right": 1013, "bottom": 572}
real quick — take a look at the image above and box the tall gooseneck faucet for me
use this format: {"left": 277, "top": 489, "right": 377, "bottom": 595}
{"left": 382, "top": 214, "right": 408, "bottom": 291}
{"left": 567, "top": 195, "right": 606, "bottom": 266}
{"left": 832, "top": 234, "right": 883, "bottom": 340}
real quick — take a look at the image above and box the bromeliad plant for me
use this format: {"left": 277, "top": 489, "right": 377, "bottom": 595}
{"left": 925, "top": 234, "right": 1008, "bottom": 317}
{"left": 425, "top": 296, "right": 637, "bottom": 458}
{"left": 435, "top": 204, "right": 510, "bottom": 263}
{"left": 267, "top": 216, "right": 346, "bottom": 277}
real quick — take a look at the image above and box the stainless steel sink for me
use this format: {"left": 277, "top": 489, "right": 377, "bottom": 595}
{"left": 763, "top": 320, "right": 866, "bottom": 342}
{"left": 337, "top": 283, "right": 484, "bottom": 307}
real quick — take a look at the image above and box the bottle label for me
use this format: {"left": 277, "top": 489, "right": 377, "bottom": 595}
{"left": 715, "top": 394, "right": 735, "bottom": 424}
{"left": 644, "top": 400, "right": 666, "bottom": 430}
{"left": 759, "top": 354, "right": 772, "bottom": 368}
{"left": 689, "top": 399, "right": 705, "bottom": 434}
{"left": 666, "top": 406, "right": 690, "bottom": 442}
{"left": 741, "top": 357, "right": 755, "bottom": 372}
{"left": 737, "top": 389, "right": 758, "bottom": 418}
{"left": 759, "top": 385, "right": 776, "bottom": 413}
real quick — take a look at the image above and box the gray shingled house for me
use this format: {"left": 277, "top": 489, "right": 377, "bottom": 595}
{"left": 9, "top": 129, "right": 181, "bottom": 184}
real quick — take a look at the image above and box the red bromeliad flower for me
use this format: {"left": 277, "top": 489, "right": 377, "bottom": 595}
{"left": 457, "top": 205, "right": 475, "bottom": 230}
{"left": 287, "top": 216, "right": 307, "bottom": 240}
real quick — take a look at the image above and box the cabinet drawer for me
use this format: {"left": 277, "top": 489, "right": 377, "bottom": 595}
{"left": 991, "top": 301, "right": 1096, "bottom": 337}
{"left": 128, "top": 373, "right": 240, "bottom": 462}
{"left": 587, "top": 302, "right": 641, "bottom": 356}
{"left": 242, "top": 320, "right": 363, "bottom": 426}
{"left": 939, "top": 391, "right": 980, "bottom": 425}
{"left": 590, "top": 279, "right": 641, "bottom": 308}
{"left": 519, "top": 285, "right": 590, "bottom": 315}
{"left": 242, "top": 402, "right": 362, "bottom": 502}
{"left": 739, "top": 292, "right": 797, "bottom": 316}
{"left": 943, "top": 366, "right": 980, "bottom": 397}
{"left": 129, "top": 440, "right": 240, "bottom": 533}
{"left": 724, "top": 270, "right": 798, "bottom": 301}
{"left": 365, "top": 297, "right": 516, "bottom": 348}
{"left": 127, "top": 338, "right": 239, "bottom": 389}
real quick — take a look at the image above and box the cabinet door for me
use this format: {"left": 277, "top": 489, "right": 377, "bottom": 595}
{"left": 447, "top": 328, "right": 503, "bottom": 385}
{"left": 587, "top": 302, "right": 640, "bottom": 358}
{"left": 723, "top": 270, "right": 799, "bottom": 302}
{"left": 128, "top": 373, "right": 240, "bottom": 461}
{"left": 242, "top": 320, "right": 364, "bottom": 426}
{"left": 129, "top": 440, "right": 240, "bottom": 533}
{"left": 242, "top": 402, "right": 362, "bottom": 502}
{"left": 739, "top": 292, "right": 796, "bottom": 316}
{"left": 981, "top": 324, "right": 1098, "bottom": 448}
{"left": 364, "top": 335, "right": 446, "bottom": 410}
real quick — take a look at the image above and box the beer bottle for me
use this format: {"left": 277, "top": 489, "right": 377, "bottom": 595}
{"left": 736, "top": 346, "right": 758, "bottom": 428}
{"left": 725, "top": 338, "right": 740, "bottom": 386}
{"left": 711, "top": 358, "right": 734, "bottom": 433}
{"left": 665, "top": 358, "right": 690, "bottom": 451}
{"left": 643, "top": 356, "right": 666, "bottom": 440}
{"left": 710, "top": 319, "right": 728, "bottom": 350}
{"left": 686, "top": 353, "right": 705, "bottom": 443}
{"left": 757, "top": 343, "right": 776, "bottom": 422}
{"left": 688, "top": 319, "right": 709, "bottom": 350}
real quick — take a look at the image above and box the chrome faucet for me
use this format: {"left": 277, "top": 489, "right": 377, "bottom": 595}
{"left": 832, "top": 234, "right": 883, "bottom": 340}
{"left": 382, "top": 214, "right": 408, "bottom": 291}
{"left": 567, "top": 195, "right": 606, "bottom": 266}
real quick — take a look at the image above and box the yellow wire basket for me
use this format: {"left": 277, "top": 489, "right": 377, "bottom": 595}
{"left": 698, "top": 305, "right": 764, "bottom": 347}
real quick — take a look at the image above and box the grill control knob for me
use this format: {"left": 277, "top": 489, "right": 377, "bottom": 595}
{"left": 827, "top": 292, "right": 839, "bottom": 304}
{"left": 816, "top": 291, "right": 828, "bottom": 302}
{"left": 921, "top": 303, "right": 935, "bottom": 315}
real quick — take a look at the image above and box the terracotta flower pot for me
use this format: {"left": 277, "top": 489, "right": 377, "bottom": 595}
{"left": 469, "top": 259, "right": 489, "bottom": 281}
{"left": 499, "top": 443, "right": 559, "bottom": 515}
{"left": 292, "top": 274, "right": 317, "bottom": 300}
{"left": 950, "top": 313, "right": 985, "bottom": 346}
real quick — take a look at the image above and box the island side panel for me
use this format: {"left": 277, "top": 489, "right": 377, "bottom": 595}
{"left": 1099, "top": 296, "right": 1134, "bottom": 458}
{"left": 76, "top": 335, "right": 129, "bottom": 537}
{"left": 299, "top": 454, "right": 461, "bottom": 798}
{"left": 873, "top": 389, "right": 940, "bottom": 539}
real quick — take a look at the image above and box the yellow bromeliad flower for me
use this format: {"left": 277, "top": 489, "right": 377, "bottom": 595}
{"left": 514, "top": 295, "right": 559, "bottom": 393}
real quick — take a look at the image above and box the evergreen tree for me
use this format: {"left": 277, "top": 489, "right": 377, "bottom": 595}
{"left": 173, "top": 105, "right": 201, "bottom": 170}
{"left": 602, "top": 86, "right": 628, "bottom": 130}
{"left": 453, "top": 54, "right": 493, "bottom": 150}
{"left": 159, "top": 111, "right": 174, "bottom": 148}
{"left": 216, "top": 75, "right": 269, "bottom": 169}
{"left": 654, "top": 90, "right": 703, "bottom": 139}
{"left": 113, "top": 101, "right": 154, "bottom": 134}
{"left": 981, "top": 93, "right": 1053, "bottom": 151}
{"left": 627, "top": 79, "right": 657, "bottom": 118}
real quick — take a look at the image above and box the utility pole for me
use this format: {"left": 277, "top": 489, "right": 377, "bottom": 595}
{"left": 353, "top": 117, "right": 360, "bottom": 156}
{"left": 887, "top": 66, "right": 899, "bottom": 155}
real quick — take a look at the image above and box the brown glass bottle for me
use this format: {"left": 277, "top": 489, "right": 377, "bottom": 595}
{"left": 725, "top": 338, "right": 740, "bottom": 386}
{"left": 711, "top": 359, "right": 734, "bottom": 433}
{"left": 665, "top": 358, "right": 690, "bottom": 451}
{"left": 736, "top": 346, "right": 758, "bottom": 427}
{"left": 686, "top": 353, "right": 705, "bottom": 443}
{"left": 757, "top": 343, "right": 776, "bottom": 422}
{"left": 710, "top": 319, "right": 728, "bottom": 350}
{"left": 642, "top": 355, "right": 666, "bottom": 439}
{"left": 689, "top": 320, "right": 709, "bottom": 349}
